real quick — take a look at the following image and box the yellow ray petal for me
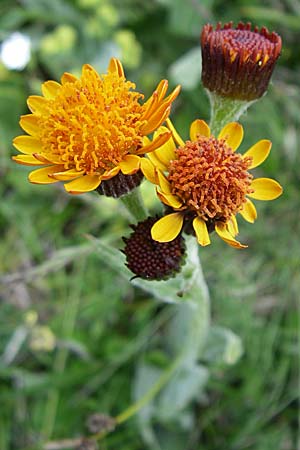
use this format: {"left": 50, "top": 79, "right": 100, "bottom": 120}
{"left": 157, "top": 170, "right": 171, "bottom": 193}
{"left": 141, "top": 104, "right": 171, "bottom": 135}
{"left": 227, "top": 215, "right": 239, "bottom": 236}
{"left": 240, "top": 199, "right": 257, "bottom": 223}
{"left": 143, "top": 136, "right": 151, "bottom": 146}
{"left": 108, "top": 58, "right": 124, "bottom": 77}
{"left": 243, "top": 140, "right": 272, "bottom": 169}
{"left": 193, "top": 217, "right": 210, "bottom": 246}
{"left": 157, "top": 190, "right": 183, "bottom": 209}
{"left": 155, "top": 79, "right": 168, "bottom": 102}
{"left": 166, "top": 118, "right": 185, "bottom": 147}
{"left": 163, "top": 84, "right": 181, "bottom": 105}
{"left": 64, "top": 175, "right": 101, "bottom": 194}
{"left": 152, "top": 126, "right": 171, "bottom": 138}
{"left": 248, "top": 178, "right": 283, "bottom": 200}
{"left": 190, "top": 119, "right": 210, "bottom": 141}
{"left": 151, "top": 213, "right": 184, "bottom": 242}
{"left": 82, "top": 64, "right": 100, "bottom": 79}
{"left": 12, "top": 154, "right": 45, "bottom": 166}
{"left": 13, "top": 136, "right": 43, "bottom": 154}
{"left": 140, "top": 158, "right": 158, "bottom": 184}
{"left": 61, "top": 72, "right": 77, "bottom": 84}
{"left": 148, "top": 151, "right": 168, "bottom": 172}
{"left": 215, "top": 223, "right": 248, "bottom": 249}
{"left": 143, "top": 83, "right": 179, "bottom": 120}
{"left": 152, "top": 130, "right": 176, "bottom": 166}
{"left": 218, "top": 122, "right": 244, "bottom": 151}
{"left": 143, "top": 92, "right": 159, "bottom": 119}
{"left": 19, "top": 115, "right": 39, "bottom": 136}
{"left": 33, "top": 153, "right": 60, "bottom": 164}
{"left": 101, "top": 166, "right": 120, "bottom": 180}
{"left": 27, "top": 96, "right": 49, "bottom": 115}
{"left": 41, "top": 80, "right": 62, "bottom": 99}
{"left": 49, "top": 169, "right": 85, "bottom": 181}
{"left": 119, "top": 155, "right": 140, "bottom": 175}
{"left": 136, "top": 131, "right": 172, "bottom": 156}
{"left": 28, "top": 166, "right": 63, "bottom": 184}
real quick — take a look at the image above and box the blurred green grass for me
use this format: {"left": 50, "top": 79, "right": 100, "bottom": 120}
{"left": 0, "top": 0, "right": 299, "bottom": 449}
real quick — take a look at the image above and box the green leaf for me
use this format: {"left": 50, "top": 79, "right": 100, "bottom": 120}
{"left": 202, "top": 325, "right": 243, "bottom": 365}
{"left": 157, "top": 364, "right": 209, "bottom": 420}
{"left": 133, "top": 362, "right": 163, "bottom": 450}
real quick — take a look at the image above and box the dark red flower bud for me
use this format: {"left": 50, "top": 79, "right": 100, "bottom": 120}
{"left": 122, "top": 216, "right": 186, "bottom": 280}
{"left": 201, "top": 22, "right": 282, "bottom": 101}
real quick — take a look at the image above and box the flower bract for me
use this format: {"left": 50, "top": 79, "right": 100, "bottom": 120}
{"left": 13, "top": 58, "right": 180, "bottom": 194}
{"left": 141, "top": 119, "right": 283, "bottom": 249}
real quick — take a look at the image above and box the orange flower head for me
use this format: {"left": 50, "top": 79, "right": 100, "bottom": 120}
{"left": 168, "top": 137, "right": 253, "bottom": 222}
{"left": 141, "top": 119, "right": 283, "bottom": 249}
{"left": 201, "top": 22, "right": 282, "bottom": 100}
{"left": 12, "top": 58, "right": 180, "bottom": 195}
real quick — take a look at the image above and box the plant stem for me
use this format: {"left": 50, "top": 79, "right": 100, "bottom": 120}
{"left": 208, "top": 91, "right": 255, "bottom": 135}
{"left": 120, "top": 187, "right": 148, "bottom": 222}
{"left": 165, "top": 237, "right": 211, "bottom": 364}
{"left": 115, "top": 354, "right": 182, "bottom": 425}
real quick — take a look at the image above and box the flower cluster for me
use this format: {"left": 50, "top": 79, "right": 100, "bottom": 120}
{"left": 12, "top": 22, "right": 283, "bottom": 280}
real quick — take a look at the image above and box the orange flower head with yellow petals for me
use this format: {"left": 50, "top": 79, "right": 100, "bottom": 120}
{"left": 141, "top": 119, "right": 283, "bottom": 248}
{"left": 12, "top": 58, "right": 180, "bottom": 195}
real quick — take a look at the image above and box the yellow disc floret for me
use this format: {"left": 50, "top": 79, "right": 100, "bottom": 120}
{"left": 38, "top": 66, "right": 146, "bottom": 175}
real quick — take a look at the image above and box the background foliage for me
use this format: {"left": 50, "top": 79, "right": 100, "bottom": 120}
{"left": 0, "top": 0, "right": 299, "bottom": 449}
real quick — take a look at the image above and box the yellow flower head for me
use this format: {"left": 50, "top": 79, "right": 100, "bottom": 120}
{"left": 141, "top": 119, "right": 283, "bottom": 248}
{"left": 12, "top": 58, "right": 180, "bottom": 194}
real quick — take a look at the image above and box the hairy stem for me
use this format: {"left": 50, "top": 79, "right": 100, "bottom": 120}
{"left": 208, "top": 91, "right": 255, "bottom": 135}
{"left": 120, "top": 187, "right": 148, "bottom": 222}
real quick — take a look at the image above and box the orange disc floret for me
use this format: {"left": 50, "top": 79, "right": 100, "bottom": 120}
{"left": 168, "top": 137, "right": 254, "bottom": 222}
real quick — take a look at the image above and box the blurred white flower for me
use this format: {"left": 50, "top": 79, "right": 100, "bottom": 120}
{"left": 0, "top": 32, "right": 31, "bottom": 70}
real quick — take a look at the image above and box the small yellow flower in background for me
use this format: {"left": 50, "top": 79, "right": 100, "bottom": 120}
{"left": 12, "top": 58, "right": 180, "bottom": 194}
{"left": 29, "top": 325, "right": 56, "bottom": 352}
{"left": 141, "top": 119, "right": 283, "bottom": 248}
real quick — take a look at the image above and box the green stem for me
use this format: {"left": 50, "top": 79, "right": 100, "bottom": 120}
{"left": 208, "top": 91, "right": 255, "bottom": 136}
{"left": 89, "top": 239, "right": 210, "bottom": 444}
{"left": 120, "top": 187, "right": 148, "bottom": 222}
{"left": 166, "top": 236, "right": 210, "bottom": 364}
{"left": 118, "top": 354, "right": 182, "bottom": 424}
{"left": 88, "top": 356, "right": 183, "bottom": 443}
